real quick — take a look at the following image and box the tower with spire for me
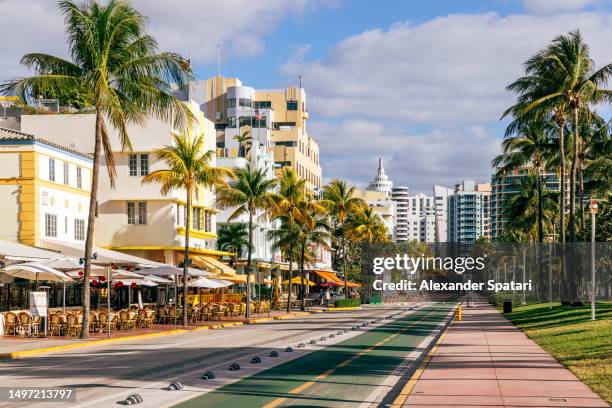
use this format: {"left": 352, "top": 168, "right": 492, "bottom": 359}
{"left": 367, "top": 157, "right": 393, "bottom": 196}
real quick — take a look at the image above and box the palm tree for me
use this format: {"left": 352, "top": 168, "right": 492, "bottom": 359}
{"left": 217, "top": 223, "right": 249, "bottom": 267}
{"left": 295, "top": 200, "right": 330, "bottom": 311}
{"left": 143, "top": 132, "right": 233, "bottom": 326}
{"left": 505, "top": 175, "right": 559, "bottom": 241}
{"left": 346, "top": 205, "right": 390, "bottom": 244}
{"left": 492, "top": 121, "right": 556, "bottom": 242}
{"left": 233, "top": 131, "right": 253, "bottom": 159}
{"left": 321, "top": 180, "right": 365, "bottom": 297}
{"left": 504, "top": 30, "right": 612, "bottom": 242}
{"left": 216, "top": 164, "right": 278, "bottom": 318}
{"left": 274, "top": 168, "right": 312, "bottom": 312}
{"left": 1, "top": 0, "right": 193, "bottom": 338}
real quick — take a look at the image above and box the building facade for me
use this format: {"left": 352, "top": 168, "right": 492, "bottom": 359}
{"left": 354, "top": 188, "right": 395, "bottom": 236}
{"left": 18, "top": 101, "right": 229, "bottom": 266}
{"left": 448, "top": 180, "right": 491, "bottom": 243}
{"left": 0, "top": 128, "right": 92, "bottom": 247}
{"left": 181, "top": 75, "right": 322, "bottom": 192}
{"left": 433, "top": 185, "right": 453, "bottom": 243}
{"left": 490, "top": 169, "right": 560, "bottom": 239}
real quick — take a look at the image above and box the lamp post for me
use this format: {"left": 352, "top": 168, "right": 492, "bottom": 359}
{"left": 589, "top": 199, "right": 598, "bottom": 321}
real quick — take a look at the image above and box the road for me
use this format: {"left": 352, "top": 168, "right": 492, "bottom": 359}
{"left": 0, "top": 304, "right": 452, "bottom": 408}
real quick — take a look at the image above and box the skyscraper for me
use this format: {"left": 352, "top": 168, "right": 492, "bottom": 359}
{"left": 448, "top": 180, "right": 491, "bottom": 243}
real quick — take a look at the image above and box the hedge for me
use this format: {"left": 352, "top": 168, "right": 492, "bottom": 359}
{"left": 334, "top": 299, "right": 361, "bottom": 308}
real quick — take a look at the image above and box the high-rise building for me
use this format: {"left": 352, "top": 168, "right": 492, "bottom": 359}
{"left": 182, "top": 75, "right": 322, "bottom": 192}
{"left": 390, "top": 186, "right": 409, "bottom": 242}
{"left": 448, "top": 180, "right": 491, "bottom": 243}
{"left": 367, "top": 158, "right": 393, "bottom": 196}
{"left": 490, "top": 169, "right": 560, "bottom": 239}
{"left": 433, "top": 185, "right": 453, "bottom": 242}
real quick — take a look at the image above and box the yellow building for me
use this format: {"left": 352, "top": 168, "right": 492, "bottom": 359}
{"left": 0, "top": 127, "right": 92, "bottom": 247}
{"left": 195, "top": 75, "right": 322, "bottom": 191}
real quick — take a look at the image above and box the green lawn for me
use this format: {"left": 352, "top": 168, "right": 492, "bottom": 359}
{"left": 502, "top": 301, "right": 612, "bottom": 404}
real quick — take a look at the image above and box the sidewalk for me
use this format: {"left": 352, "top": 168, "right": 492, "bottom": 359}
{"left": 402, "top": 302, "right": 609, "bottom": 407}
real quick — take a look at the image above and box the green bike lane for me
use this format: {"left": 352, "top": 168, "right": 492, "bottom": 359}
{"left": 174, "top": 304, "right": 451, "bottom": 408}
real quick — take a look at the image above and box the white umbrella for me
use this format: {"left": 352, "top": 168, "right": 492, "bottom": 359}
{"left": 40, "top": 257, "right": 104, "bottom": 271}
{"left": 113, "top": 279, "right": 158, "bottom": 287}
{"left": 189, "top": 276, "right": 228, "bottom": 288}
{"left": 2, "top": 262, "right": 73, "bottom": 283}
{"left": 212, "top": 279, "right": 233, "bottom": 288}
{"left": 143, "top": 274, "right": 174, "bottom": 284}
{"left": 111, "top": 270, "right": 145, "bottom": 279}
{"left": 142, "top": 265, "right": 213, "bottom": 277}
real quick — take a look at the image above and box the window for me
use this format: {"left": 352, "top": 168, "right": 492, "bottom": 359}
{"left": 140, "top": 154, "right": 149, "bottom": 176}
{"left": 238, "top": 98, "right": 252, "bottom": 107}
{"left": 205, "top": 212, "right": 212, "bottom": 232}
{"left": 227, "top": 117, "right": 236, "bottom": 128}
{"left": 227, "top": 98, "right": 236, "bottom": 108}
{"left": 193, "top": 207, "right": 202, "bottom": 230}
{"left": 64, "top": 216, "right": 68, "bottom": 234}
{"left": 76, "top": 167, "right": 82, "bottom": 189}
{"left": 254, "top": 101, "right": 271, "bottom": 109}
{"left": 45, "top": 213, "right": 57, "bottom": 237}
{"left": 63, "top": 162, "right": 70, "bottom": 185}
{"left": 48, "top": 158, "right": 55, "bottom": 181}
{"left": 129, "top": 154, "right": 138, "bottom": 176}
{"left": 286, "top": 100, "right": 298, "bottom": 110}
{"left": 74, "top": 219, "right": 85, "bottom": 241}
{"left": 274, "top": 141, "right": 296, "bottom": 147}
{"left": 127, "top": 201, "right": 147, "bottom": 225}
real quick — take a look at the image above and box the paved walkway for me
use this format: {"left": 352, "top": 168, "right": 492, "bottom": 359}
{"left": 404, "top": 302, "right": 609, "bottom": 408}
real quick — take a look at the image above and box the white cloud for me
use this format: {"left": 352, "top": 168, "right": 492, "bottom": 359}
{"left": 284, "top": 11, "right": 612, "bottom": 125}
{"left": 523, "top": 0, "right": 606, "bottom": 13}
{"left": 0, "top": 0, "right": 338, "bottom": 81}
{"left": 310, "top": 120, "right": 500, "bottom": 192}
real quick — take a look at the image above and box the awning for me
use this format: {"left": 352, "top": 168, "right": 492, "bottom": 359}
{"left": 282, "top": 277, "right": 316, "bottom": 286}
{"left": 191, "top": 255, "right": 236, "bottom": 274}
{"left": 0, "top": 239, "right": 61, "bottom": 261}
{"left": 313, "top": 270, "right": 343, "bottom": 284}
{"left": 41, "top": 240, "right": 166, "bottom": 267}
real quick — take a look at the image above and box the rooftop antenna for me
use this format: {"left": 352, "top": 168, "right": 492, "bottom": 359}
{"left": 217, "top": 43, "right": 221, "bottom": 76}
{"left": 299, "top": 74, "right": 302, "bottom": 89}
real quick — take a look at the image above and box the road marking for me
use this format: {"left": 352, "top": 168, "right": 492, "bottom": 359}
{"left": 262, "top": 309, "right": 436, "bottom": 408}
{"left": 390, "top": 312, "right": 454, "bottom": 407}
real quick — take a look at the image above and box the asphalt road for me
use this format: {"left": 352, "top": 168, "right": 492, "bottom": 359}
{"left": 0, "top": 304, "right": 451, "bottom": 408}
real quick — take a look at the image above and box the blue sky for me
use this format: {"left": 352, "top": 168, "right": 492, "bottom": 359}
{"left": 2, "top": 0, "right": 612, "bottom": 193}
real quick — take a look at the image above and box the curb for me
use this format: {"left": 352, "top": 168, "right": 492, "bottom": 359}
{"left": 324, "top": 307, "right": 362, "bottom": 311}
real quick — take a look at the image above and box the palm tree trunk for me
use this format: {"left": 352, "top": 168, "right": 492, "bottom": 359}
{"left": 80, "top": 109, "right": 103, "bottom": 339}
{"left": 579, "top": 169, "right": 585, "bottom": 240}
{"left": 558, "top": 118, "right": 566, "bottom": 243}
{"left": 183, "top": 190, "right": 191, "bottom": 327}
{"left": 341, "top": 225, "right": 348, "bottom": 298}
{"left": 286, "top": 217, "right": 293, "bottom": 313}
{"left": 569, "top": 106, "right": 579, "bottom": 242}
{"left": 245, "top": 211, "right": 253, "bottom": 319}
{"left": 300, "top": 238, "right": 306, "bottom": 311}
{"left": 536, "top": 170, "right": 543, "bottom": 243}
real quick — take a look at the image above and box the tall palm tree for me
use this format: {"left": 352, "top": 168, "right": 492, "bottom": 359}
{"left": 346, "top": 205, "right": 390, "bottom": 244}
{"left": 216, "top": 164, "right": 278, "bottom": 318}
{"left": 492, "top": 121, "right": 556, "bottom": 242}
{"left": 274, "top": 168, "right": 311, "bottom": 312}
{"left": 295, "top": 200, "right": 330, "bottom": 311}
{"left": 504, "top": 30, "right": 612, "bottom": 242}
{"left": 217, "top": 223, "right": 249, "bottom": 267}
{"left": 1, "top": 0, "right": 193, "bottom": 338}
{"left": 233, "top": 131, "right": 253, "bottom": 159}
{"left": 321, "top": 180, "right": 365, "bottom": 297}
{"left": 505, "top": 175, "right": 559, "bottom": 241}
{"left": 143, "top": 132, "right": 233, "bottom": 326}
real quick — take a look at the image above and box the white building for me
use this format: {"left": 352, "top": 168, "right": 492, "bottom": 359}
{"left": 433, "top": 185, "right": 453, "bottom": 243}
{"left": 448, "top": 180, "right": 491, "bottom": 243}
{"left": 367, "top": 158, "right": 393, "bottom": 196}
{"left": 392, "top": 189, "right": 436, "bottom": 242}
{"left": 18, "top": 101, "right": 231, "bottom": 267}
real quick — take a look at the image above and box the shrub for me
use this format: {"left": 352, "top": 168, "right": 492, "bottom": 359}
{"left": 334, "top": 299, "right": 361, "bottom": 308}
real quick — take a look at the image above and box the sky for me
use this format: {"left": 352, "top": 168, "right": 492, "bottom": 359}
{"left": 1, "top": 0, "right": 612, "bottom": 193}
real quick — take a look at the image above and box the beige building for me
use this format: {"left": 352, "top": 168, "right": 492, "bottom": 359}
{"left": 180, "top": 75, "right": 322, "bottom": 192}
{"left": 17, "top": 101, "right": 230, "bottom": 267}
{"left": 354, "top": 188, "right": 395, "bottom": 236}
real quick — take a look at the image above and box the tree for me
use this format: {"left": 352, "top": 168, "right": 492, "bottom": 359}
{"left": 346, "top": 205, "right": 390, "bottom": 244}
{"left": 1, "top": 0, "right": 193, "bottom": 337}
{"left": 233, "top": 131, "right": 253, "bottom": 159}
{"left": 143, "top": 132, "right": 233, "bottom": 326}
{"left": 492, "top": 121, "right": 556, "bottom": 242}
{"left": 321, "top": 180, "right": 365, "bottom": 297}
{"left": 216, "top": 164, "right": 278, "bottom": 318}
{"left": 274, "top": 168, "right": 312, "bottom": 312}
{"left": 217, "top": 223, "right": 249, "bottom": 267}
{"left": 503, "top": 30, "right": 612, "bottom": 242}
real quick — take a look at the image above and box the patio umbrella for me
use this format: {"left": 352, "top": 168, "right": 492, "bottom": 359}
{"left": 189, "top": 277, "right": 229, "bottom": 288}
{"left": 282, "top": 277, "right": 316, "bottom": 286}
{"left": 140, "top": 265, "right": 213, "bottom": 277}
{"left": 143, "top": 274, "right": 174, "bottom": 284}
{"left": 40, "top": 257, "right": 104, "bottom": 271}
{"left": 320, "top": 282, "right": 340, "bottom": 287}
{"left": 2, "top": 262, "right": 73, "bottom": 283}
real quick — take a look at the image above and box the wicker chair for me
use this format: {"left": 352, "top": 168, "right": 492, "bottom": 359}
{"left": 119, "top": 311, "right": 133, "bottom": 330}
{"left": 4, "top": 312, "right": 18, "bottom": 335}
{"left": 89, "top": 312, "right": 99, "bottom": 332}
{"left": 98, "top": 311, "right": 116, "bottom": 332}
{"left": 16, "top": 312, "right": 31, "bottom": 336}
{"left": 66, "top": 314, "right": 81, "bottom": 337}
{"left": 211, "top": 305, "right": 222, "bottom": 321}
{"left": 157, "top": 308, "right": 168, "bottom": 324}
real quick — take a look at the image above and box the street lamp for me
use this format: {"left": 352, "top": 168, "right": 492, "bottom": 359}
{"left": 589, "top": 199, "right": 598, "bottom": 321}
